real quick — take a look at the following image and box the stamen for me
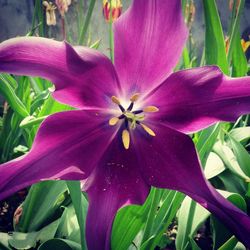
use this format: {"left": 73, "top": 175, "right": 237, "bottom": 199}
{"left": 141, "top": 123, "right": 156, "bottom": 136}
{"left": 111, "top": 96, "right": 121, "bottom": 105}
{"left": 143, "top": 106, "right": 159, "bottom": 113}
{"left": 109, "top": 117, "right": 119, "bottom": 126}
{"left": 122, "top": 129, "right": 130, "bottom": 149}
{"left": 130, "top": 93, "right": 140, "bottom": 102}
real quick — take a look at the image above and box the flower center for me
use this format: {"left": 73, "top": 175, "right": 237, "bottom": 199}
{"left": 109, "top": 93, "right": 159, "bottom": 150}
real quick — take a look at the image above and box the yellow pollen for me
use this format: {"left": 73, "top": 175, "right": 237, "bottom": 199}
{"left": 109, "top": 117, "right": 119, "bottom": 126}
{"left": 143, "top": 106, "right": 159, "bottom": 113}
{"left": 122, "top": 129, "right": 130, "bottom": 149}
{"left": 141, "top": 123, "right": 156, "bottom": 136}
{"left": 130, "top": 93, "right": 140, "bottom": 102}
{"left": 111, "top": 96, "right": 120, "bottom": 105}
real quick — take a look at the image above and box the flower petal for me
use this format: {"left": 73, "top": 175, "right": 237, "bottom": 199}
{"left": 0, "top": 110, "right": 115, "bottom": 200}
{"left": 84, "top": 135, "right": 149, "bottom": 250}
{"left": 0, "top": 37, "right": 120, "bottom": 109}
{"left": 114, "top": 0, "right": 188, "bottom": 97}
{"left": 134, "top": 123, "right": 250, "bottom": 247}
{"left": 146, "top": 66, "right": 250, "bottom": 133}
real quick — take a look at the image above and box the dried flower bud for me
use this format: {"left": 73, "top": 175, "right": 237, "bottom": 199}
{"left": 103, "top": 0, "right": 122, "bottom": 22}
{"left": 55, "top": 0, "right": 71, "bottom": 17}
{"left": 43, "top": 1, "right": 57, "bottom": 26}
{"left": 13, "top": 206, "right": 23, "bottom": 226}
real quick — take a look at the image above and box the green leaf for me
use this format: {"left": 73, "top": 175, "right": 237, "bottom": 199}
{"left": 231, "top": 30, "right": 248, "bottom": 77}
{"left": 78, "top": 0, "right": 96, "bottom": 45}
{"left": 141, "top": 191, "right": 184, "bottom": 250}
{"left": 213, "top": 142, "right": 250, "bottom": 181}
{"left": 38, "top": 239, "right": 82, "bottom": 250}
{"left": 226, "top": 0, "right": 245, "bottom": 67}
{"left": 67, "top": 181, "right": 88, "bottom": 250}
{"left": 195, "top": 124, "right": 221, "bottom": 167}
{"left": 56, "top": 205, "right": 81, "bottom": 243}
{"left": 20, "top": 115, "right": 48, "bottom": 129}
{"left": 9, "top": 219, "right": 60, "bottom": 250}
{"left": 17, "top": 181, "right": 68, "bottom": 232}
{"left": 211, "top": 191, "right": 246, "bottom": 249}
{"left": 229, "top": 127, "right": 250, "bottom": 143}
{"left": 0, "top": 233, "right": 11, "bottom": 249}
{"left": 175, "top": 197, "right": 210, "bottom": 250}
{"left": 218, "top": 236, "right": 238, "bottom": 250}
{"left": 228, "top": 134, "right": 250, "bottom": 178}
{"left": 204, "top": 152, "right": 225, "bottom": 179}
{"left": 112, "top": 205, "right": 147, "bottom": 250}
{"left": 202, "top": 0, "right": 229, "bottom": 74}
{"left": 0, "top": 74, "right": 29, "bottom": 118}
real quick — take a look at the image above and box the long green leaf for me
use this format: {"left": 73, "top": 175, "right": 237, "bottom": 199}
{"left": 67, "top": 181, "right": 88, "bottom": 250}
{"left": 202, "top": 0, "right": 229, "bottom": 74}
{"left": 0, "top": 74, "right": 29, "bottom": 118}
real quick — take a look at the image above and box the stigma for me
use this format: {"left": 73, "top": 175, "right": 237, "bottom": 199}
{"left": 109, "top": 93, "right": 158, "bottom": 150}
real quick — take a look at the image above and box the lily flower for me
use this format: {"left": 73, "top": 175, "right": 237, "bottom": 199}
{"left": 0, "top": 1, "right": 250, "bottom": 249}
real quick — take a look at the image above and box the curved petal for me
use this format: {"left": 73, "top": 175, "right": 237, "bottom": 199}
{"left": 0, "top": 109, "right": 115, "bottom": 200}
{"left": 114, "top": 0, "right": 188, "bottom": 97}
{"left": 84, "top": 135, "right": 149, "bottom": 250}
{"left": 133, "top": 123, "right": 250, "bottom": 247}
{"left": 0, "top": 37, "right": 120, "bottom": 109}
{"left": 145, "top": 66, "right": 250, "bottom": 133}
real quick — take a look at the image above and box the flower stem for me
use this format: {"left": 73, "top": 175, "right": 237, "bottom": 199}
{"left": 109, "top": 1, "right": 114, "bottom": 63}
{"left": 109, "top": 20, "right": 114, "bottom": 63}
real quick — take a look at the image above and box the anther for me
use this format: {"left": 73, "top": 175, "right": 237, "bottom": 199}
{"left": 111, "top": 96, "right": 121, "bottom": 105}
{"left": 141, "top": 123, "right": 156, "bottom": 136}
{"left": 127, "top": 102, "right": 134, "bottom": 111}
{"left": 109, "top": 117, "right": 119, "bottom": 126}
{"left": 122, "top": 129, "right": 130, "bottom": 149}
{"left": 133, "top": 110, "right": 143, "bottom": 114}
{"left": 143, "top": 106, "right": 159, "bottom": 113}
{"left": 130, "top": 93, "right": 140, "bottom": 102}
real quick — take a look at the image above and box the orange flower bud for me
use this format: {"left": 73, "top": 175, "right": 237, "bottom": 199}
{"left": 103, "top": 0, "right": 122, "bottom": 22}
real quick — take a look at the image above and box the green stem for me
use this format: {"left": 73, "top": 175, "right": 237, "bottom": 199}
{"left": 109, "top": 18, "right": 114, "bottom": 63}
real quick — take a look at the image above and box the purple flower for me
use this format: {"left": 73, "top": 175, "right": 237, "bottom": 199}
{"left": 0, "top": 0, "right": 250, "bottom": 248}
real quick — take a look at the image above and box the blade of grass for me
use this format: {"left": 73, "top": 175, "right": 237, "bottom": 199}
{"left": 78, "top": 0, "right": 96, "bottom": 45}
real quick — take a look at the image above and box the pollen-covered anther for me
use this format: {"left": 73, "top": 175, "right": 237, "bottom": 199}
{"left": 111, "top": 96, "right": 121, "bottom": 105}
{"left": 122, "top": 129, "right": 130, "bottom": 149}
{"left": 109, "top": 117, "right": 119, "bottom": 126}
{"left": 141, "top": 123, "right": 156, "bottom": 136}
{"left": 130, "top": 93, "right": 140, "bottom": 102}
{"left": 143, "top": 106, "right": 159, "bottom": 113}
